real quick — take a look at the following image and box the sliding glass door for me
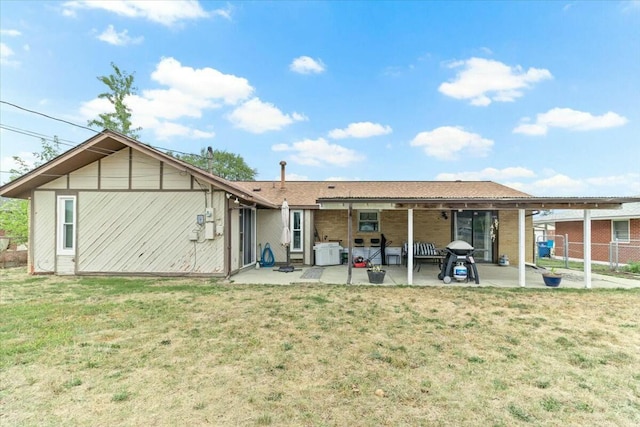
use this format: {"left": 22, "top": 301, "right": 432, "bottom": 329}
{"left": 239, "top": 208, "right": 256, "bottom": 267}
{"left": 454, "top": 210, "right": 495, "bottom": 262}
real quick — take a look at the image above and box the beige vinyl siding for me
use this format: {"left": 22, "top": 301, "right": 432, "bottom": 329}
{"left": 77, "top": 191, "right": 225, "bottom": 274}
{"left": 256, "top": 210, "right": 285, "bottom": 264}
{"left": 162, "top": 163, "right": 192, "bottom": 190}
{"left": 56, "top": 255, "right": 75, "bottom": 275}
{"left": 69, "top": 162, "right": 99, "bottom": 189}
{"left": 40, "top": 176, "right": 67, "bottom": 189}
{"left": 32, "top": 191, "right": 56, "bottom": 273}
{"left": 100, "top": 148, "right": 130, "bottom": 189}
{"left": 131, "top": 149, "right": 160, "bottom": 189}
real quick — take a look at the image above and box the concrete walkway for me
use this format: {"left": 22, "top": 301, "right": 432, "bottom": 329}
{"left": 228, "top": 263, "right": 640, "bottom": 289}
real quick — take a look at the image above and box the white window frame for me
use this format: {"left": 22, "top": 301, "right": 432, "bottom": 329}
{"left": 57, "top": 196, "right": 76, "bottom": 255}
{"left": 358, "top": 211, "right": 379, "bottom": 232}
{"left": 290, "top": 210, "right": 303, "bottom": 252}
{"left": 612, "top": 219, "right": 630, "bottom": 242}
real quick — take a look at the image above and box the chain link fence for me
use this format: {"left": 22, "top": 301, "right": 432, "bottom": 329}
{"left": 536, "top": 234, "right": 640, "bottom": 271}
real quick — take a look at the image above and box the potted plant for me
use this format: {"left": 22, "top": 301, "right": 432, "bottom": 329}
{"left": 367, "top": 264, "right": 386, "bottom": 284}
{"left": 542, "top": 267, "right": 562, "bottom": 287}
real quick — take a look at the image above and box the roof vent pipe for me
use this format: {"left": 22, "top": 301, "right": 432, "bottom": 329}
{"left": 279, "top": 160, "right": 286, "bottom": 190}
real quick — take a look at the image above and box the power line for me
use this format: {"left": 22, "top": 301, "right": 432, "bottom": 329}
{"left": 0, "top": 124, "right": 82, "bottom": 148}
{"left": 0, "top": 100, "right": 99, "bottom": 134}
{"left": 1, "top": 100, "right": 212, "bottom": 160}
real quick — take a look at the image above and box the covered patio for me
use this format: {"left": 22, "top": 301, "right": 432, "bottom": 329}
{"left": 316, "top": 196, "right": 640, "bottom": 288}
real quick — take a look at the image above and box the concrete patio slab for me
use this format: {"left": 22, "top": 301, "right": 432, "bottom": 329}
{"left": 227, "top": 263, "right": 639, "bottom": 289}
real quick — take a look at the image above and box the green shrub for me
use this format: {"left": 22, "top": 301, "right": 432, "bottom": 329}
{"left": 623, "top": 261, "right": 640, "bottom": 274}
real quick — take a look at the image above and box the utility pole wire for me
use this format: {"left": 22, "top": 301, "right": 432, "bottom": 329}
{"left": 0, "top": 100, "right": 98, "bottom": 133}
{"left": 0, "top": 100, "right": 211, "bottom": 160}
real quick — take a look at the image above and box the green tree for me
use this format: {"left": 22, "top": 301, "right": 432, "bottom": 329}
{"left": 1, "top": 137, "right": 62, "bottom": 245}
{"left": 87, "top": 62, "right": 141, "bottom": 138}
{"left": 168, "top": 148, "right": 257, "bottom": 181}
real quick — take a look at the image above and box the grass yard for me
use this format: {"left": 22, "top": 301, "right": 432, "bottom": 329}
{"left": 1, "top": 268, "right": 639, "bottom": 426}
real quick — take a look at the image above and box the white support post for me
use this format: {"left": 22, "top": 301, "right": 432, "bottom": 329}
{"left": 347, "top": 203, "right": 353, "bottom": 285}
{"left": 519, "top": 209, "right": 526, "bottom": 287}
{"left": 584, "top": 209, "right": 592, "bottom": 289}
{"left": 408, "top": 208, "right": 414, "bottom": 285}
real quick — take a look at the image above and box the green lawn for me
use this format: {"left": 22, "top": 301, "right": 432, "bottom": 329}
{"left": 1, "top": 268, "right": 639, "bottom": 426}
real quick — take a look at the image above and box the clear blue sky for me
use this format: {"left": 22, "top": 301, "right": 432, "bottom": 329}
{"left": 1, "top": 1, "right": 639, "bottom": 196}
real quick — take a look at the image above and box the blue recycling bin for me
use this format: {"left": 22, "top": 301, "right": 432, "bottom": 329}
{"left": 537, "top": 241, "right": 550, "bottom": 258}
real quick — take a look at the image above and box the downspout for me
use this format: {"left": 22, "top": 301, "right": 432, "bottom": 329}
{"left": 225, "top": 195, "right": 232, "bottom": 279}
{"left": 28, "top": 192, "right": 34, "bottom": 274}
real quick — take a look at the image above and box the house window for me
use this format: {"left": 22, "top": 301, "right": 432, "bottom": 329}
{"left": 291, "top": 210, "right": 303, "bottom": 252}
{"left": 612, "top": 220, "right": 629, "bottom": 242}
{"left": 358, "top": 211, "right": 379, "bottom": 232}
{"left": 57, "top": 196, "right": 76, "bottom": 254}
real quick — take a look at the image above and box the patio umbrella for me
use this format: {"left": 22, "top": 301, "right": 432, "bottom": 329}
{"left": 279, "top": 199, "right": 292, "bottom": 271}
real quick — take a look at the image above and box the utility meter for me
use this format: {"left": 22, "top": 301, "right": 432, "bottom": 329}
{"left": 196, "top": 214, "right": 205, "bottom": 225}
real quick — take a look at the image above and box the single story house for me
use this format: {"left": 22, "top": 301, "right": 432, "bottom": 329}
{"left": 2, "top": 130, "right": 638, "bottom": 286}
{"left": 534, "top": 202, "right": 640, "bottom": 264}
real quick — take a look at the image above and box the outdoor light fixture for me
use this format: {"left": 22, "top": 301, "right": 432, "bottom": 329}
{"left": 441, "top": 211, "right": 448, "bottom": 220}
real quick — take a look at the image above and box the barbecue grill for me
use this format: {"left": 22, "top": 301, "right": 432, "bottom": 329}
{"left": 438, "top": 240, "right": 480, "bottom": 284}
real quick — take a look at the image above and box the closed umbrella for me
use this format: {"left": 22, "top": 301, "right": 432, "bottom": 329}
{"left": 280, "top": 199, "right": 292, "bottom": 271}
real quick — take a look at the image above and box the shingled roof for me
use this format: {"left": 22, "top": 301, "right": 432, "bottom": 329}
{"left": 234, "top": 180, "right": 533, "bottom": 208}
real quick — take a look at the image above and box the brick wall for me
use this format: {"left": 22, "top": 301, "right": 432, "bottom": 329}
{"left": 496, "top": 211, "right": 534, "bottom": 265}
{"left": 555, "top": 218, "right": 640, "bottom": 262}
{"left": 314, "top": 210, "right": 450, "bottom": 248}
{"left": 314, "top": 209, "right": 534, "bottom": 265}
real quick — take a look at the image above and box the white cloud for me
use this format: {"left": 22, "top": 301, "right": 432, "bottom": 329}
{"left": 80, "top": 57, "right": 245, "bottom": 140}
{"left": 79, "top": 57, "right": 305, "bottom": 140}
{"left": 151, "top": 57, "right": 253, "bottom": 105}
{"left": 514, "top": 172, "right": 640, "bottom": 197}
{"left": 134, "top": 88, "right": 217, "bottom": 120}
{"left": 410, "top": 126, "right": 493, "bottom": 160}
{"left": 62, "top": 0, "right": 210, "bottom": 26}
{"left": 585, "top": 173, "right": 640, "bottom": 196}
{"left": 211, "top": 3, "right": 233, "bottom": 20}
{"left": 152, "top": 122, "right": 214, "bottom": 140}
{"left": 328, "top": 122, "right": 392, "bottom": 139}
{"left": 0, "top": 29, "right": 21, "bottom": 37}
{"left": 436, "top": 167, "right": 536, "bottom": 181}
{"left": 97, "top": 25, "right": 144, "bottom": 45}
{"left": 274, "top": 138, "right": 364, "bottom": 167}
{"left": 228, "top": 98, "right": 307, "bottom": 133}
{"left": 290, "top": 56, "right": 326, "bottom": 74}
{"left": 1, "top": 151, "right": 36, "bottom": 183}
{"left": 0, "top": 42, "right": 18, "bottom": 66}
{"left": 514, "top": 108, "right": 628, "bottom": 135}
{"left": 525, "top": 174, "right": 586, "bottom": 196}
{"left": 438, "top": 57, "right": 552, "bottom": 106}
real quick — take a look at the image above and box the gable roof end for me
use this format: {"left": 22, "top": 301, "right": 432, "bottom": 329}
{"left": 0, "top": 130, "right": 277, "bottom": 207}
